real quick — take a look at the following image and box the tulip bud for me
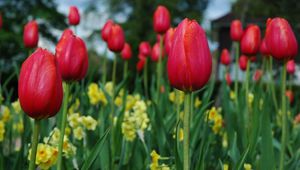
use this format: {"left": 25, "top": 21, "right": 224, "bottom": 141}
{"left": 151, "top": 42, "right": 164, "bottom": 62}
{"left": 121, "top": 43, "right": 132, "bottom": 60}
{"left": 239, "top": 55, "right": 248, "bottom": 71}
{"left": 56, "top": 29, "right": 88, "bottom": 81}
{"left": 101, "top": 19, "right": 114, "bottom": 42}
{"left": 230, "top": 20, "right": 243, "bottom": 41}
{"left": 253, "top": 69, "right": 263, "bottom": 82}
{"left": 220, "top": 48, "right": 231, "bottom": 66}
{"left": 139, "top": 41, "right": 151, "bottom": 57}
{"left": 260, "top": 38, "right": 270, "bottom": 57}
{"left": 287, "top": 60, "right": 296, "bottom": 75}
{"left": 164, "top": 27, "right": 175, "bottom": 56}
{"left": 241, "top": 25, "right": 261, "bottom": 55}
{"left": 138, "top": 53, "right": 146, "bottom": 60}
{"left": 107, "top": 24, "right": 125, "bottom": 52}
{"left": 285, "top": 90, "right": 294, "bottom": 104}
{"left": 136, "top": 59, "right": 145, "bottom": 72}
{"left": 265, "top": 17, "right": 298, "bottom": 60}
{"left": 167, "top": 18, "right": 212, "bottom": 92}
{"left": 153, "top": 5, "right": 171, "bottom": 34}
{"left": 68, "top": 6, "right": 80, "bottom": 26}
{"left": 23, "top": 20, "right": 39, "bottom": 48}
{"left": 18, "top": 48, "right": 63, "bottom": 119}
{"left": 225, "top": 73, "right": 232, "bottom": 86}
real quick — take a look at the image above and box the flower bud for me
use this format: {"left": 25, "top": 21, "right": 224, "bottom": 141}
{"left": 220, "top": 48, "right": 231, "bottom": 66}
{"left": 23, "top": 20, "right": 39, "bottom": 48}
{"left": 121, "top": 43, "right": 132, "bottom": 60}
{"left": 68, "top": 6, "right": 80, "bottom": 25}
{"left": 241, "top": 24, "right": 261, "bottom": 55}
{"left": 230, "top": 20, "right": 243, "bottom": 41}
{"left": 139, "top": 41, "right": 151, "bottom": 57}
{"left": 287, "top": 60, "right": 296, "bottom": 75}
{"left": 107, "top": 24, "right": 125, "bottom": 52}
{"left": 101, "top": 19, "right": 114, "bottom": 42}
{"left": 164, "top": 27, "right": 175, "bottom": 56}
{"left": 153, "top": 5, "right": 171, "bottom": 34}
{"left": 239, "top": 55, "right": 248, "bottom": 71}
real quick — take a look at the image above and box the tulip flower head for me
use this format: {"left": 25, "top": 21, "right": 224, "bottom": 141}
{"left": 167, "top": 18, "right": 212, "bottom": 92}
{"left": 153, "top": 5, "right": 171, "bottom": 34}
{"left": 68, "top": 6, "right": 80, "bottom": 26}
{"left": 241, "top": 24, "right": 261, "bottom": 55}
{"left": 101, "top": 19, "right": 114, "bottom": 42}
{"left": 253, "top": 69, "right": 263, "bottom": 82}
{"left": 136, "top": 59, "right": 145, "bottom": 72}
{"left": 56, "top": 29, "right": 88, "bottom": 81}
{"left": 225, "top": 73, "right": 232, "bottom": 86}
{"left": 18, "top": 48, "right": 63, "bottom": 119}
{"left": 285, "top": 90, "right": 294, "bottom": 104}
{"left": 239, "top": 55, "right": 248, "bottom": 71}
{"left": 23, "top": 20, "right": 39, "bottom": 48}
{"left": 220, "top": 48, "right": 231, "bottom": 66}
{"left": 287, "top": 60, "right": 296, "bottom": 75}
{"left": 260, "top": 38, "right": 270, "bottom": 57}
{"left": 265, "top": 17, "right": 298, "bottom": 60}
{"left": 139, "top": 41, "right": 151, "bottom": 57}
{"left": 107, "top": 23, "right": 125, "bottom": 52}
{"left": 164, "top": 27, "right": 176, "bottom": 56}
{"left": 121, "top": 43, "right": 132, "bottom": 60}
{"left": 151, "top": 42, "right": 164, "bottom": 62}
{"left": 230, "top": 19, "right": 243, "bottom": 41}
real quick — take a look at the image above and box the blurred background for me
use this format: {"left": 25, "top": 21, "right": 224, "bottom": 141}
{"left": 1, "top": 0, "right": 300, "bottom": 98}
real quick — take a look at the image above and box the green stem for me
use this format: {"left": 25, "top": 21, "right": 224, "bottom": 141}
{"left": 111, "top": 54, "right": 118, "bottom": 170}
{"left": 279, "top": 61, "right": 287, "bottom": 170}
{"left": 156, "top": 35, "right": 164, "bottom": 103}
{"left": 102, "top": 48, "right": 108, "bottom": 84}
{"left": 268, "top": 57, "right": 278, "bottom": 111}
{"left": 183, "top": 92, "right": 191, "bottom": 170}
{"left": 28, "top": 119, "right": 41, "bottom": 170}
{"left": 143, "top": 58, "right": 149, "bottom": 99}
{"left": 234, "top": 42, "right": 239, "bottom": 104}
{"left": 57, "top": 83, "right": 70, "bottom": 170}
{"left": 123, "top": 60, "right": 128, "bottom": 80}
{"left": 245, "top": 59, "right": 250, "bottom": 111}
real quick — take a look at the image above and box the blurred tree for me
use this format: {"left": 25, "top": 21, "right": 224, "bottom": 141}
{"left": 0, "top": 0, "right": 67, "bottom": 75}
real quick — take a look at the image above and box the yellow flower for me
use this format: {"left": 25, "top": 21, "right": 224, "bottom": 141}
{"left": 68, "top": 98, "right": 80, "bottom": 113}
{"left": 28, "top": 143, "right": 58, "bottom": 170}
{"left": 248, "top": 93, "right": 254, "bottom": 105}
{"left": 1, "top": 106, "right": 10, "bottom": 122}
{"left": 13, "top": 121, "right": 24, "bottom": 133}
{"left": 12, "top": 100, "right": 21, "bottom": 114}
{"left": 169, "top": 90, "right": 185, "bottom": 105}
{"left": 179, "top": 128, "right": 184, "bottom": 141}
{"left": 104, "top": 82, "right": 113, "bottom": 96}
{"left": 207, "top": 107, "right": 218, "bottom": 121}
{"left": 68, "top": 113, "right": 81, "bottom": 128}
{"left": 114, "top": 96, "right": 123, "bottom": 107}
{"left": 150, "top": 150, "right": 160, "bottom": 170}
{"left": 169, "top": 91, "right": 175, "bottom": 103}
{"left": 223, "top": 164, "right": 229, "bottom": 170}
{"left": 230, "top": 91, "right": 236, "bottom": 100}
{"left": 87, "top": 83, "right": 107, "bottom": 105}
{"left": 81, "top": 116, "right": 97, "bottom": 131}
{"left": 222, "top": 133, "right": 228, "bottom": 148}
{"left": 0, "top": 120, "right": 5, "bottom": 142}
{"left": 194, "top": 97, "right": 202, "bottom": 108}
{"left": 206, "top": 107, "right": 223, "bottom": 134}
{"left": 161, "top": 164, "right": 170, "bottom": 170}
{"left": 73, "top": 126, "right": 85, "bottom": 140}
{"left": 244, "top": 163, "right": 252, "bottom": 170}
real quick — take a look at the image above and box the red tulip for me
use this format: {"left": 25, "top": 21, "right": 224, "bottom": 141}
{"left": 23, "top": 20, "right": 39, "bottom": 48}
{"left": 139, "top": 41, "right": 151, "bottom": 57}
{"left": 260, "top": 38, "right": 270, "bottom": 57}
{"left": 121, "top": 43, "right": 132, "bottom": 60}
{"left": 220, "top": 48, "right": 231, "bottom": 66}
{"left": 164, "top": 27, "right": 176, "bottom": 56}
{"left": 107, "top": 24, "right": 125, "bottom": 52}
{"left": 0, "top": 14, "right": 2, "bottom": 29}
{"left": 68, "top": 6, "right": 80, "bottom": 26}
{"left": 239, "top": 55, "right": 248, "bottom": 71}
{"left": 101, "top": 19, "right": 114, "bottom": 42}
{"left": 285, "top": 90, "right": 294, "bottom": 104}
{"left": 167, "top": 18, "right": 212, "bottom": 92}
{"left": 151, "top": 42, "right": 165, "bottom": 62}
{"left": 56, "top": 29, "right": 88, "bottom": 81}
{"left": 249, "top": 56, "right": 257, "bottom": 62}
{"left": 138, "top": 53, "right": 146, "bottom": 60}
{"left": 225, "top": 73, "right": 232, "bottom": 86}
{"left": 136, "top": 59, "right": 145, "bottom": 72}
{"left": 18, "top": 48, "right": 63, "bottom": 119}
{"left": 265, "top": 17, "right": 298, "bottom": 60}
{"left": 241, "top": 24, "right": 261, "bottom": 55}
{"left": 156, "top": 34, "right": 162, "bottom": 43}
{"left": 153, "top": 5, "right": 171, "bottom": 34}
{"left": 253, "top": 69, "right": 263, "bottom": 82}
{"left": 230, "top": 20, "right": 243, "bottom": 41}
{"left": 287, "top": 60, "right": 296, "bottom": 75}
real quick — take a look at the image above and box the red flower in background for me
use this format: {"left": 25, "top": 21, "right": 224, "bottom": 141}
{"left": 107, "top": 24, "right": 125, "bottom": 52}
{"left": 23, "top": 20, "right": 39, "bottom": 48}
{"left": 55, "top": 29, "right": 88, "bottom": 81}
{"left": 153, "top": 5, "right": 171, "bottom": 34}
{"left": 18, "top": 48, "right": 63, "bottom": 119}
{"left": 121, "top": 43, "right": 132, "bottom": 60}
{"left": 101, "top": 20, "right": 114, "bottom": 42}
{"left": 151, "top": 42, "right": 164, "bottom": 62}
{"left": 167, "top": 18, "right": 212, "bottom": 92}
{"left": 220, "top": 48, "right": 231, "bottom": 66}
{"left": 287, "top": 60, "right": 296, "bottom": 75}
{"left": 136, "top": 59, "right": 145, "bottom": 72}
{"left": 241, "top": 24, "right": 261, "bottom": 55}
{"left": 230, "top": 19, "right": 243, "bottom": 41}
{"left": 239, "top": 55, "right": 248, "bottom": 71}
{"left": 225, "top": 73, "right": 232, "bottom": 86}
{"left": 253, "top": 69, "right": 263, "bottom": 82}
{"left": 68, "top": 6, "right": 80, "bottom": 26}
{"left": 285, "top": 90, "right": 294, "bottom": 104}
{"left": 260, "top": 38, "right": 270, "bottom": 57}
{"left": 164, "top": 27, "right": 176, "bottom": 56}
{"left": 0, "top": 13, "right": 2, "bottom": 29}
{"left": 139, "top": 41, "right": 151, "bottom": 57}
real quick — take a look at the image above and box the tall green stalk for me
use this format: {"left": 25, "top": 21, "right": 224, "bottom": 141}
{"left": 102, "top": 48, "right": 108, "bottom": 84}
{"left": 279, "top": 61, "right": 287, "bottom": 170}
{"left": 57, "top": 83, "right": 70, "bottom": 170}
{"left": 183, "top": 92, "right": 191, "bottom": 170}
{"left": 234, "top": 42, "right": 239, "bottom": 104}
{"left": 28, "top": 119, "right": 41, "bottom": 170}
{"left": 111, "top": 54, "right": 118, "bottom": 170}
{"left": 245, "top": 59, "right": 250, "bottom": 111}
{"left": 268, "top": 57, "right": 278, "bottom": 111}
{"left": 156, "top": 35, "right": 164, "bottom": 103}
{"left": 143, "top": 58, "right": 149, "bottom": 99}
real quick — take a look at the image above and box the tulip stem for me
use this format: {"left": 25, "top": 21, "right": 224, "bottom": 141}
{"left": 28, "top": 119, "right": 40, "bottom": 170}
{"left": 268, "top": 57, "right": 278, "bottom": 111}
{"left": 123, "top": 60, "right": 128, "bottom": 80}
{"left": 245, "top": 59, "right": 250, "bottom": 111}
{"left": 234, "top": 42, "right": 239, "bottom": 104}
{"left": 102, "top": 48, "right": 108, "bottom": 84}
{"left": 279, "top": 61, "right": 287, "bottom": 170}
{"left": 143, "top": 58, "right": 149, "bottom": 99}
{"left": 57, "top": 82, "right": 70, "bottom": 170}
{"left": 183, "top": 92, "right": 191, "bottom": 170}
{"left": 156, "top": 35, "right": 164, "bottom": 103}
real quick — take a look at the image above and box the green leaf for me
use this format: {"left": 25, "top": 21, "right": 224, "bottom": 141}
{"left": 81, "top": 128, "right": 110, "bottom": 170}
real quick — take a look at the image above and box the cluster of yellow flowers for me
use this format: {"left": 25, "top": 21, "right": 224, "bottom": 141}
{"left": 150, "top": 150, "right": 170, "bottom": 170}
{"left": 11, "top": 100, "right": 24, "bottom": 134}
{"left": 172, "top": 128, "right": 184, "bottom": 141}
{"left": 68, "top": 113, "right": 98, "bottom": 140}
{"left": 206, "top": 107, "right": 223, "bottom": 134}
{"left": 169, "top": 91, "right": 202, "bottom": 108}
{"left": 122, "top": 100, "right": 150, "bottom": 141}
{"left": 0, "top": 105, "right": 11, "bottom": 142}
{"left": 87, "top": 83, "right": 108, "bottom": 105}
{"left": 28, "top": 143, "right": 58, "bottom": 170}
